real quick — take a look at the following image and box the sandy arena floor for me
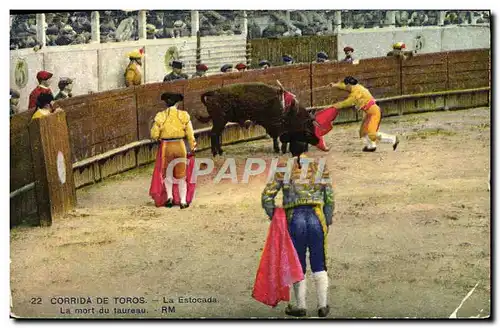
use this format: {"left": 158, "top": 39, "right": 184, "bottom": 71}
{"left": 10, "top": 107, "right": 491, "bottom": 319}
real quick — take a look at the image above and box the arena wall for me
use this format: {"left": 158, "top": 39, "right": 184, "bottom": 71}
{"left": 336, "top": 25, "right": 490, "bottom": 60}
{"left": 10, "top": 35, "right": 247, "bottom": 111}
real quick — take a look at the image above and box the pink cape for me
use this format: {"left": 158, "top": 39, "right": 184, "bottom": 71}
{"left": 149, "top": 141, "right": 196, "bottom": 207}
{"left": 252, "top": 208, "right": 305, "bottom": 307}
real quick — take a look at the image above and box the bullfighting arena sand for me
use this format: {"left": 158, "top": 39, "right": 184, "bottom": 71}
{"left": 10, "top": 107, "right": 491, "bottom": 319}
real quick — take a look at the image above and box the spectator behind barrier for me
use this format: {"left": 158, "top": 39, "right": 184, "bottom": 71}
{"left": 192, "top": 64, "right": 209, "bottom": 78}
{"left": 259, "top": 60, "right": 271, "bottom": 69}
{"left": 163, "top": 60, "right": 189, "bottom": 82}
{"left": 31, "top": 93, "right": 63, "bottom": 120}
{"left": 55, "top": 78, "right": 74, "bottom": 100}
{"left": 10, "top": 89, "right": 20, "bottom": 116}
{"left": 235, "top": 63, "right": 247, "bottom": 72}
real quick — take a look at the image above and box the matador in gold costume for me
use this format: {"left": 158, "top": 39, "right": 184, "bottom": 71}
{"left": 330, "top": 76, "right": 400, "bottom": 152}
{"left": 150, "top": 92, "right": 196, "bottom": 209}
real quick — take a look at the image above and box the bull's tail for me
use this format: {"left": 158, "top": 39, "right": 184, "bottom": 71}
{"left": 195, "top": 91, "right": 216, "bottom": 123}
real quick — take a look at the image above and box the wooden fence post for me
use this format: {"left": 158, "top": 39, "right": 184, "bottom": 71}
{"left": 29, "top": 111, "right": 76, "bottom": 226}
{"left": 398, "top": 57, "right": 404, "bottom": 115}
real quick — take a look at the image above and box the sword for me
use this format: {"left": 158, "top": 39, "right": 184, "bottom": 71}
{"left": 276, "top": 80, "right": 285, "bottom": 91}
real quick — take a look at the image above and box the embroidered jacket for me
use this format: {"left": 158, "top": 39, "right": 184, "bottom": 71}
{"left": 261, "top": 156, "right": 334, "bottom": 225}
{"left": 150, "top": 106, "right": 196, "bottom": 150}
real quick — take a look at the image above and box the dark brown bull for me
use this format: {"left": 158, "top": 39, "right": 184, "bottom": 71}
{"left": 195, "top": 82, "right": 318, "bottom": 157}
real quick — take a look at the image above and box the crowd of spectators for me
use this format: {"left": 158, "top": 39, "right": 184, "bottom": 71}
{"left": 146, "top": 10, "right": 244, "bottom": 38}
{"left": 10, "top": 10, "right": 490, "bottom": 49}
{"left": 10, "top": 12, "right": 93, "bottom": 49}
{"left": 10, "top": 14, "right": 38, "bottom": 50}
{"left": 100, "top": 10, "right": 139, "bottom": 43}
{"left": 245, "top": 10, "right": 490, "bottom": 38}
{"left": 248, "top": 10, "right": 333, "bottom": 39}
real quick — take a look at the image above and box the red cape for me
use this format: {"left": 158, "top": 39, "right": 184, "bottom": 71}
{"left": 314, "top": 106, "right": 339, "bottom": 136}
{"left": 252, "top": 208, "right": 304, "bottom": 307}
{"left": 149, "top": 141, "right": 196, "bottom": 207}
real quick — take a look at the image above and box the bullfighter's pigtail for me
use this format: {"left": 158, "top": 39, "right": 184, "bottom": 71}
{"left": 297, "top": 154, "right": 302, "bottom": 169}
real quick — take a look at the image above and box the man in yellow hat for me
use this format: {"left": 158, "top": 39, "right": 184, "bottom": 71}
{"left": 125, "top": 48, "right": 144, "bottom": 87}
{"left": 387, "top": 42, "right": 413, "bottom": 60}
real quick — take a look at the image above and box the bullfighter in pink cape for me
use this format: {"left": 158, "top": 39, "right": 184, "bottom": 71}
{"left": 149, "top": 92, "right": 197, "bottom": 209}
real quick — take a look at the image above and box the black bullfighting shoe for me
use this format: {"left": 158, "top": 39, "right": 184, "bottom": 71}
{"left": 285, "top": 304, "right": 307, "bottom": 317}
{"left": 318, "top": 305, "right": 330, "bottom": 318}
{"left": 393, "top": 136, "right": 400, "bottom": 151}
{"left": 180, "top": 203, "right": 189, "bottom": 209}
{"left": 165, "top": 198, "right": 173, "bottom": 208}
{"left": 362, "top": 146, "right": 377, "bottom": 152}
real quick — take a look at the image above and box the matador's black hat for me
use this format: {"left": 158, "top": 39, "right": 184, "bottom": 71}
{"left": 161, "top": 92, "right": 184, "bottom": 106}
{"left": 36, "top": 93, "right": 54, "bottom": 109}
{"left": 343, "top": 76, "right": 358, "bottom": 85}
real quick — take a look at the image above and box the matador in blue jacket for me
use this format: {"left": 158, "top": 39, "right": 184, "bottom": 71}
{"left": 261, "top": 140, "right": 334, "bottom": 317}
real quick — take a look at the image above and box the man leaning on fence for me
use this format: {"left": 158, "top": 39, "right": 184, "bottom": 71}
{"left": 31, "top": 93, "right": 63, "bottom": 120}
{"left": 28, "top": 71, "right": 54, "bottom": 110}
{"left": 387, "top": 42, "right": 413, "bottom": 60}
{"left": 163, "top": 60, "right": 189, "bottom": 82}
{"left": 55, "top": 78, "right": 74, "bottom": 100}
{"left": 191, "top": 64, "right": 208, "bottom": 78}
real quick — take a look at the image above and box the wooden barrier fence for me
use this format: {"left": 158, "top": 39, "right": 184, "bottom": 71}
{"left": 10, "top": 48, "right": 491, "bottom": 227}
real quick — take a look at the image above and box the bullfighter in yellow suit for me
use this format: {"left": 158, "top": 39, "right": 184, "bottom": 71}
{"left": 150, "top": 93, "right": 196, "bottom": 208}
{"left": 330, "top": 76, "right": 400, "bottom": 152}
{"left": 125, "top": 48, "right": 144, "bottom": 87}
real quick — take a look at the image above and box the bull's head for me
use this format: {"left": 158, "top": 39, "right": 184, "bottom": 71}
{"left": 279, "top": 90, "right": 319, "bottom": 148}
{"left": 275, "top": 81, "right": 319, "bottom": 151}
